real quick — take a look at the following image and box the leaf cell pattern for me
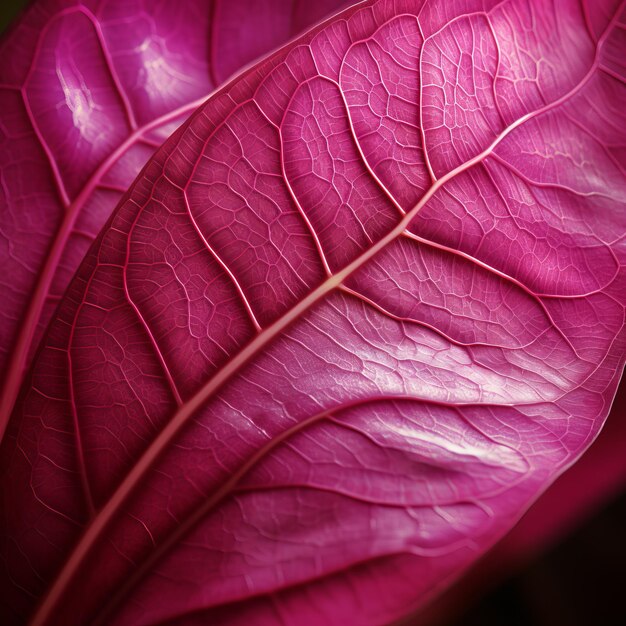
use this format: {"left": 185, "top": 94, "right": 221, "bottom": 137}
{"left": 1, "top": 1, "right": 625, "bottom": 625}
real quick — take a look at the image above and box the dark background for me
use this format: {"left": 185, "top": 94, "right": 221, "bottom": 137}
{"left": 431, "top": 492, "right": 626, "bottom": 626}
{"left": 0, "top": 0, "right": 27, "bottom": 33}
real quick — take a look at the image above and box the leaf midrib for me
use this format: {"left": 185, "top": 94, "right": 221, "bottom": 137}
{"left": 29, "top": 8, "right": 618, "bottom": 624}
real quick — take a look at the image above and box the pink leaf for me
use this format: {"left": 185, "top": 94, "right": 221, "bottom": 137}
{"left": 0, "top": 0, "right": 349, "bottom": 438}
{"left": 1, "top": 0, "right": 625, "bottom": 624}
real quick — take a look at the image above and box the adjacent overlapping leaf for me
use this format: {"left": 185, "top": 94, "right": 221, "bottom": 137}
{"left": 0, "top": 0, "right": 349, "bottom": 437}
{"left": 1, "top": 0, "right": 625, "bottom": 625}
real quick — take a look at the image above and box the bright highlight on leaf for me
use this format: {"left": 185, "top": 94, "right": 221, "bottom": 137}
{"left": 0, "top": 1, "right": 625, "bottom": 625}
{"left": 0, "top": 0, "right": 349, "bottom": 438}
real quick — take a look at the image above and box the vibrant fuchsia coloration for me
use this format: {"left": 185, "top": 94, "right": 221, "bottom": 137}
{"left": 0, "top": 0, "right": 349, "bottom": 440}
{"left": 1, "top": 0, "right": 626, "bottom": 625}
{"left": 416, "top": 383, "right": 626, "bottom": 626}
{"left": 495, "top": 381, "right": 626, "bottom": 560}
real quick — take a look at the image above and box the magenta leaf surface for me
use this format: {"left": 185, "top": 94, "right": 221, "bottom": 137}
{"left": 2, "top": 0, "right": 626, "bottom": 625}
{"left": 0, "top": 0, "right": 349, "bottom": 437}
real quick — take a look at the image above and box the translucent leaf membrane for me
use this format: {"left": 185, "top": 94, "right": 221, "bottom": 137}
{"left": 0, "top": 0, "right": 349, "bottom": 437}
{"left": 0, "top": 0, "right": 625, "bottom": 625}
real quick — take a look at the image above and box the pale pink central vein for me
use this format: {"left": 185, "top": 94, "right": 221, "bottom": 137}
{"left": 27, "top": 33, "right": 610, "bottom": 621}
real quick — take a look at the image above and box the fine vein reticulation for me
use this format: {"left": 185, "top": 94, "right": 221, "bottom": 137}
{"left": 0, "top": 0, "right": 350, "bottom": 440}
{"left": 1, "top": 1, "right": 625, "bottom": 625}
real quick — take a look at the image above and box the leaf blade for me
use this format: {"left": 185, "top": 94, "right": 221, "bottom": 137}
{"left": 0, "top": 0, "right": 349, "bottom": 440}
{"left": 1, "top": 1, "right": 625, "bottom": 625}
